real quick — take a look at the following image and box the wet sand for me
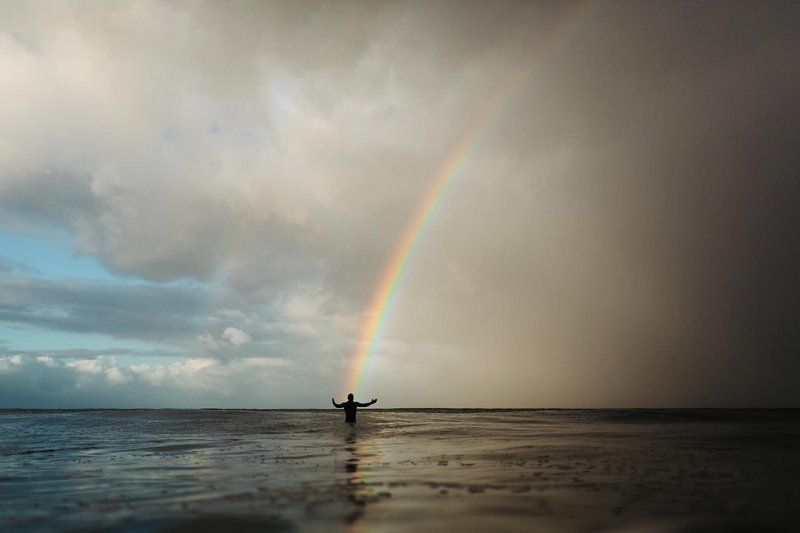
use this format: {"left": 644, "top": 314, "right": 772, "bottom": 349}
{"left": 1, "top": 409, "right": 798, "bottom": 531}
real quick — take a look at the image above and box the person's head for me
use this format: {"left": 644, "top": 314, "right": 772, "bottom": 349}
{"left": 347, "top": 393, "right": 354, "bottom": 401}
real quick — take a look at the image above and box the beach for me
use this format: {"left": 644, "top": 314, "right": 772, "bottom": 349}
{"left": 1, "top": 409, "right": 798, "bottom": 531}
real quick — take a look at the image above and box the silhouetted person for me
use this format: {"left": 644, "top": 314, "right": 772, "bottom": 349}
{"left": 332, "top": 393, "right": 377, "bottom": 423}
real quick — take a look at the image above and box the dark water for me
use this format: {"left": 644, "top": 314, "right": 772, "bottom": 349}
{"left": 1, "top": 409, "right": 799, "bottom": 531}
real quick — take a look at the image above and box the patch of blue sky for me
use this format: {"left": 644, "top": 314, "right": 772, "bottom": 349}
{"left": 0, "top": 323, "right": 177, "bottom": 355}
{"left": 0, "top": 231, "right": 115, "bottom": 281}
{"left": 0, "top": 230, "right": 213, "bottom": 289}
{"left": 0, "top": 231, "right": 211, "bottom": 359}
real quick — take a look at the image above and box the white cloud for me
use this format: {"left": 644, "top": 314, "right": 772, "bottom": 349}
{"left": 0, "top": 355, "right": 23, "bottom": 374}
{"left": 105, "top": 366, "right": 129, "bottom": 384}
{"left": 129, "top": 363, "right": 167, "bottom": 386}
{"left": 221, "top": 326, "right": 251, "bottom": 346}
{"left": 66, "top": 358, "right": 102, "bottom": 375}
{"left": 0, "top": 355, "right": 296, "bottom": 407}
{"left": 180, "top": 358, "right": 217, "bottom": 373}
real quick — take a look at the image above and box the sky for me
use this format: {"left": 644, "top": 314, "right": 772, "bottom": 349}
{"left": 1, "top": 1, "right": 799, "bottom": 408}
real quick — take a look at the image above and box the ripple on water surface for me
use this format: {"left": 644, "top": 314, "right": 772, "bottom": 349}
{"left": 0, "top": 409, "right": 799, "bottom": 531}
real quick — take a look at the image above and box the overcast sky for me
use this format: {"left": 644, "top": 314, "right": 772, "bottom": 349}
{"left": 1, "top": 1, "right": 798, "bottom": 408}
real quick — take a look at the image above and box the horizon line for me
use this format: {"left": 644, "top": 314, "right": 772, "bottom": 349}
{"left": 2, "top": 406, "right": 798, "bottom": 411}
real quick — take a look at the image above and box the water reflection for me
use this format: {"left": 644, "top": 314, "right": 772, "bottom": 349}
{"left": 4, "top": 410, "right": 798, "bottom": 531}
{"left": 342, "top": 426, "right": 366, "bottom": 524}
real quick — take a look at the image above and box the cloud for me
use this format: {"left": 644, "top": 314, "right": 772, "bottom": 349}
{"left": 0, "top": 255, "right": 36, "bottom": 274}
{"left": 0, "top": 354, "right": 294, "bottom": 408}
{"left": 0, "top": 275, "right": 208, "bottom": 341}
{"left": 221, "top": 326, "right": 252, "bottom": 346}
{"left": 0, "top": 354, "right": 23, "bottom": 373}
{"left": 65, "top": 358, "right": 102, "bottom": 375}
{"left": 0, "top": 2, "right": 799, "bottom": 406}
{"left": 215, "top": 308, "right": 247, "bottom": 321}
{"left": 35, "top": 355, "right": 56, "bottom": 367}
{"left": 104, "top": 366, "right": 129, "bottom": 384}
{"left": 6, "top": 347, "right": 183, "bottom": 359}
{"left": 198, "top": 331, "right": 220, "bottom": 351}
{"left": 263, "top": 322, "right": 322, "bottom": 340}
{"left": 282, "top": 323, "right": 321, "bottom": 340}
{"left": 0, "top": 1, "right": 516, "bottom": 291}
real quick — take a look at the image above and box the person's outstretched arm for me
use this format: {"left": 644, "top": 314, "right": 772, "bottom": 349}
{"left": 332, "top": 398, "right": 343, "bottom": 408}
{"left": 356, "top": 398, "right": 377, "bottom": 407}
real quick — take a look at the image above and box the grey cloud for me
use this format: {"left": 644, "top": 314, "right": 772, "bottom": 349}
{"left": 0, "top": 171, "right": 101, "bottom": 231}
{"left": 0, "top": 274, "right": 355, "bottom": 365}
{"left": 0, "top": 354, "right": 326, "bottom": 409}
{"left": 376, "top": 1, "right": 800, "bottom": 406}
{"left": 0, "top": 1, "right": 540, "bottom": 289}
{"left": 0, "top": 347, "right": 184, "bottom": 359}
{"left": 0, "top": 276, "right": 208, "bottom": 340}
{"left": 0, "top": 255, "right": 38, "bottom": 274}
{"left": 1, "top": 2, "right": 799, "bottom": 406}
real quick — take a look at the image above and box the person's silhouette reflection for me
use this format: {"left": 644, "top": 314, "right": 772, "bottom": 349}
{"left": 345, "top": 431, "right": 359, "bottom": 473}
{"left": 332, "top": 393, "right": 377, "bottom": 423}
{"left": 342, "top": 427, "right": 364, "bottom": 524}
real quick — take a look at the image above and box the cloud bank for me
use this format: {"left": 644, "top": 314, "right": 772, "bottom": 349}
{"left": 1, "top": 1, "right": 799, "bottom": 407}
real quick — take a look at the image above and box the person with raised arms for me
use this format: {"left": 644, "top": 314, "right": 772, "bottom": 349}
{"left": 332, "top": 393, "right": 377, "bottom": 423}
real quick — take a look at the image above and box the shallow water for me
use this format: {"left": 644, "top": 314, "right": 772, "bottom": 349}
{"left": 1, "top": 409, "right": 798, "bottom": 531}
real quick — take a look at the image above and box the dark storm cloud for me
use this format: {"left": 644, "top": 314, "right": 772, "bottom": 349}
{"left": 557, "top": 1, "right": 800, "bottom": 405}
{"left": 368, "top": 0, "right": 800, "bottom": 406}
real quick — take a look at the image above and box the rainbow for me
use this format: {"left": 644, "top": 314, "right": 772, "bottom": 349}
{"left": 345, "top": 0, "right": 604, "bottom": 394}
